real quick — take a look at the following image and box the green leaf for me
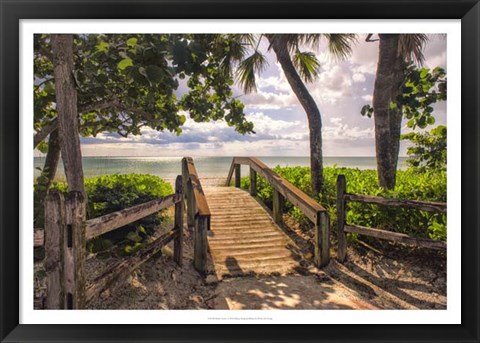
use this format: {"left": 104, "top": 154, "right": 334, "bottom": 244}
{"left": 96, "top": 41, "right": 109, "bottom": 53}
{"left": 117, "top": 57, "right": 133, "bottom": 70}
{"left": 146, "top": 65, "right": 164, "bottom": 82}
{"left": 126, "top": 37, "right": 138, "bottom": 48}
{"left": 126, "top": 231, "right": 142, "bottom": 243}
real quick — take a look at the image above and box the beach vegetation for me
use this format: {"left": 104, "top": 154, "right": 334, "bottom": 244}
{"left": 241, "top": 166, "right": 447, "bottom": 242}
{"left": 35, "top": 174, "right": 173, "bottom": 256}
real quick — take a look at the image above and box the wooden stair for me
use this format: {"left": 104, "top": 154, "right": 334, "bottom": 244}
{"left": 204, "top": 186, "right": 300, "bottom": 278}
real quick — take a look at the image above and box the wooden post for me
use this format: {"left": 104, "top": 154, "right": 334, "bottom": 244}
{"left": 63, "top": 191, "right": 86, "bottom": 309}
{"left": 186, "top": 179, "right": 195, "bottom": 228}
{"left": 234, "top": 164, "right": 241, "bottom": 188}
{"left": 336, "top": 174, "right": 347, "bottom": 262}
{"left": 314, "top": 211, "right": 330, "bottom": 268}
{"left": 193, "top": 216, "right": 208, "bottom": 273}
{"left": 249, "top": 168, "right": 257, "bottom": 196}
{"left": 319, "top": 211, "right": 331, "bottom": 267}
{"left": 173, "top": 175, "right": 184, "bottom": 266}
{"left": 272, "top": 189, "right": 284, "bottom": 224}
{"left": 45, "top": 190, "right": 65, "bottom": 309}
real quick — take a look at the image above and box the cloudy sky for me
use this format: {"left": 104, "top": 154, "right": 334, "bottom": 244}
{"left": 77, "top": 34, "right": 447, "bottom": 157}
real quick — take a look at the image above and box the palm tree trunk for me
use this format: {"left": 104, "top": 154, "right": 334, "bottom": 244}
{"left": 268, "top": 36, "right": 324, "bottom": 195}
{"left": 373, "top": 34, "right": 405, "bottom": 189}
{"left": 51, "top": 34, "right": 86, "bottom": 198}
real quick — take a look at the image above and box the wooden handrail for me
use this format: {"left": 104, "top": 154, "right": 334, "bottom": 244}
{"left": 344, "top": 193, "right": 446, "bottom": 213}
{"left": 35, "top": 192, "right": 183, "bottom": 246}
{"left": 336, "top": 174, "right": 446, "bottom": 262}
{"left": 182, "top": 157, "right": 210, "bottom": 273}
{"left": 226, "top": 156, "right": 330, "bottom": 267}
{"left": 226, "top": 157, "right": 327, "bottom": 222}
{"left": 182, "top": 157, "right": 211, "bottom": 217}
{"left": 85, "top": 193, "right": 182, "bottom": 240}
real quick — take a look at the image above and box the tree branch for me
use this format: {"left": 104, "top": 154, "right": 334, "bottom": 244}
{"left": 34, "top": 118, "right": 57, "bottom": 148}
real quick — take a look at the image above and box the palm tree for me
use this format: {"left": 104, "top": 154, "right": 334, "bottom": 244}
{"left": 368, "top": 34, "right": 428, "bottom": 189}
{"left": 229, "top": 34, "right": 357, "bottom": 195}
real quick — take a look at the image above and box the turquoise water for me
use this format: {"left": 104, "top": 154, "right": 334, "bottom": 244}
{"left": 34, "top": 156, "right": 408, "bottom": 180}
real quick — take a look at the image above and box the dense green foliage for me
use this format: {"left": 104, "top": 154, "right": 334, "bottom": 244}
{"left": 241, "top": 166, "right": 446, "bottom": 242}
{"left": 401, "top": 125, "right": 447, "bottom": 172}
{"left": 34, "top": 34, "right": 255, "bottom": 153}
{"left": 36, "top": 174, "right": 173, "bottom": 255}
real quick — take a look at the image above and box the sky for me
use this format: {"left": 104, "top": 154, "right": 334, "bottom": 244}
{"left": 52, "top": 34, "right": 447, "bottom": 157}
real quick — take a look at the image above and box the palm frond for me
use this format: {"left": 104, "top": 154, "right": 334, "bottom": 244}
{"left": 219, "top": 35, "right": 250, "bottom": 75}
{"left": 236, "top": 50, "right": 268, "bottom": 93}
{"left": 398, "top": 34, "right": 429, "bottom": 65}
{"left": 323, "top": 34, "right": 357, "bottom": 60}
{"left": 293, "top": 51, "right": 321, "bottom": 83}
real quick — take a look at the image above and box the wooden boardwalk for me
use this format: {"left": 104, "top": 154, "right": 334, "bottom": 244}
{"left": 204, "top": 186, "right": 300, "bottom": 278}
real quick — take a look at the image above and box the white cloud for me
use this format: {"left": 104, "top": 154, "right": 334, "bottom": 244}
{"left": 323, "top": 117, "right": 374, "bottom": 141}
{"left": 352, "top": 73, "right": 366, "bottom": 83}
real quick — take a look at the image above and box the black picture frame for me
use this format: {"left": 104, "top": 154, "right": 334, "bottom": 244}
{"left": 1, "top": 0, "right": 479, "bottom": 342}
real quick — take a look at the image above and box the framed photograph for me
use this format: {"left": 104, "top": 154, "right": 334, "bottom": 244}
{"left": 1, "top": 0, "right": 479, "bottom": 342}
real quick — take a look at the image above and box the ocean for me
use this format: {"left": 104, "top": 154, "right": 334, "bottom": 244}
{"left": 34, "top": 156, "right": 408, "bottom": 181}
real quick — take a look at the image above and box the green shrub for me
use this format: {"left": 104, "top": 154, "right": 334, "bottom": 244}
{"left": 39, "top": 174, "right": 173, "bottom": 255}
{"left": 242, "top": 166, "right": 446, "bottom": 242}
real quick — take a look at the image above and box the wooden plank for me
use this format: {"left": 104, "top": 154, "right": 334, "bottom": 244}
{"left": 193, "top": 216, "right": 208, "bottom": 273}
{"left": 34, "top": 228, "right": 45, "bottom": 247}
{"left": 344, "top": 224, "right": 446, "bottom": 250}
{"left": 186, "top": 179, "right": 196, "bottom": 228}
{"left": 63, "top": 191, "right": 86, "bottom": 309}
{"left": 173, "top": 176, "right": 184, "bottom": 266}
{"left": 344, "top": 193, "right": 446, "bottom": 213}
{"left": 336, "top": 174, "right": 347, "bottom": 262}
{"left": 85, "top": 230, "right": 177, "bottom": 305}
{"left": 85, "top": 194, "right": 180, "bottom": 240}
{"left": 249, "top": 168, "right": 257, "bottom": 196}
{"left": 234, "top": 164, "right": 241, "bottom": 188}
{"left": 44, "top": 190, "right": 65, "bottom": 309}
{"left": 272, "top": 189, "right": 284, "bottom": 225}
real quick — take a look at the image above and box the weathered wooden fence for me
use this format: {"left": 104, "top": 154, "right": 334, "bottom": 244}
{"left": 336, "top": 174, "right": 447, "bottom": 261}
{"left": 226, "top": 157, "right": 330, "bottom": 268}
{"left": 182, "top": 157, "right": 211, "bottom": 273}
{"left": 38, "top": 175, "right": 185, "bottom": 309}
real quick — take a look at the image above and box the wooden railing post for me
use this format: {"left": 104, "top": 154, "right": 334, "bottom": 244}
{"left": 174, "top": 175, "right": 184, "bottom": 266}
{"left": 272, "top": 189, "right": 284, "bottom": 224}
{"left": 63, "top": 191, "right": 86, "bottom": 309}
{"left": 194, "top": 215, "right": 208, "bottom": 273}
{"left": 249, "top": 167, "right": 257, "bottom": 196}
{"left": 336, "top": 174, "right": 347, "bottom": 262}
{"left": 234, "top": 164, "right": 241, "bottom": 188}
{"left": 45, "top": 190, "right": 65, "bottom": 309}
{"left": 314, "top": 211, "right": 330, "bottom": 268}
